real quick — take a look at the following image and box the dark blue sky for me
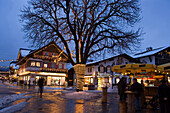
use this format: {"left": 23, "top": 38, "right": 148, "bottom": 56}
{"left": 0, "top": 0, "right": 170, "bottom": 66}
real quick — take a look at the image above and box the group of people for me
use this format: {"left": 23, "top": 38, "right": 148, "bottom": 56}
{"left": 118, "top": 77, "right": 170, "bottom": 113}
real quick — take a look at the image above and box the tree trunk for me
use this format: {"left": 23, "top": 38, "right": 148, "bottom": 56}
{"left": 73, "top": 64, "right": 86, "bottom": 91}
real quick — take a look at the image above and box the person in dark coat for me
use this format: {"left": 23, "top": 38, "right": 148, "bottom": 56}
{"left": 130, "top": 78, "right": 143, "bottom": 111}
{"left": 118, "top": 77, "right": 127, "bottom": 101}
{"left": 158, "top": 79, "right": 170, "bottom": 113}
{"left": 38, "top": 77, "right": 45, "bottom": 98}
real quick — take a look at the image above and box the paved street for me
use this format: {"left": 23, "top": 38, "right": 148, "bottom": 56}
{"left": 0, "top": 83, "right": 160, "bottom": 113}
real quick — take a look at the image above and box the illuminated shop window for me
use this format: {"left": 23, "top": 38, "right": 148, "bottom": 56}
{"left": 44, "top": 63, "right": 48, "bottom": 68}
{"left": 36, "top": 62, "right": 40, "bottom": 67}
{"left": 31, "top": 61, "right": 35, "bottom": 66}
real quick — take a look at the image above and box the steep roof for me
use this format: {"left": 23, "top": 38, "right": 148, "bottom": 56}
{"left": 17, "top": 41, "right": 69, "bottom": 65}
{"left": 132, "top": 46, "right": 170, "bottom": 58}
{"left": 20, "top": 48, "right": 33, "bottom": 57}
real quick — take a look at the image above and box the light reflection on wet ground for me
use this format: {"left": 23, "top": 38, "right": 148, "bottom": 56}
{"left": 0, "top": 84, "right": 161, "bottom": 113}
{"left": 15, "top": 91, "right": 120, "bottom": 113}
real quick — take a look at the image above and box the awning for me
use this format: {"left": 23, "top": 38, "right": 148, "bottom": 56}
{"left": 157, "top": 63, "right": 170, "bottom": 73}
{"left": 112, "top": 63, "right": 156, "bottom": 73}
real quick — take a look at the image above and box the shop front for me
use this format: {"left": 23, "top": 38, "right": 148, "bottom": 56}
{"left": 19, "top": 72, "right": 67, "bottom": 86}
{"left": 84, "top": 75, "right": 93, "bottom": 85}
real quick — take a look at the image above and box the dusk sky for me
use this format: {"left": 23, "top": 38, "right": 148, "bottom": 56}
{"left": 0, "top": 0, "right": 170, "bottom": 66}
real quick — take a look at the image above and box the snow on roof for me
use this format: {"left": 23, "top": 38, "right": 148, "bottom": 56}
{"left": 132, "top": 46, "right": 169, "bottom": 58}
{"left": 10, "top": 63, "right": 19, "bottom": 69}
{"left": 86, "top": 54, "right": 123, "bottom": 65}
{"left": 20, "top": 48, "right": 32, "bottom": 57}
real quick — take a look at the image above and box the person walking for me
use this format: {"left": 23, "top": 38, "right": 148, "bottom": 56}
{"left": 158, "top": 79, "right": 170, "bottom": 113}
{"left": 130, "top": 78, "right": 143, "bottom": 111}
{"left": 38, "top": 77, "right": 45, "bottom": 98}
{"left": 118, "top": 77, "right": 127, "bottom": 101}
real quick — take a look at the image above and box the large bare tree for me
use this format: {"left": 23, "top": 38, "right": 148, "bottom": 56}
{"left": 20, "top": 0, "right": 142, "bottom": 66}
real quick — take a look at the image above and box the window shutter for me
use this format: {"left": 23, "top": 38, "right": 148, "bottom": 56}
{"left": 98, "top": 66, "right": 100, "bottom": 72}
{"left": 42, "top": 62, "right": 44, "bottom": 68}
{"left": 56, "top": 64, "right": 58, "bottom": 69}
{"left": 48, "top": 52, "right": 52, "bottom": 56}
{"left": 48, "top": 63, "right": 51, "bottom": 68}
{"left": 62, "top": 64, "right": 64, "bottom": 69}
{"left": 104, "top": 67, "right": 106, "bottom": 72}
{"left": 43, "top": 51, "right": 45, "bottom": 55}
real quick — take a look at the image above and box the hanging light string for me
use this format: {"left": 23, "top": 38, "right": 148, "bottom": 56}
{"left": 0, "top": 59, "right": 14, "bottom": 62}
{"left": 0, "top": 66, "right": 9, "bottom": 68}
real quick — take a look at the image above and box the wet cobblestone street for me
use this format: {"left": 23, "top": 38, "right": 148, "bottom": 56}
{"left": 15, "top": 92, "right": 119, "bottom": 113}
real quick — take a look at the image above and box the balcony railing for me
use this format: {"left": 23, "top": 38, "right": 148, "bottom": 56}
{"left": 40, "top": 67, "right": 68, "bottom": 73}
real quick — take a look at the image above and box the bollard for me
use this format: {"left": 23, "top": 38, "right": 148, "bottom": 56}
{"left": 102, "top": 87, "right": 107, "bottom": 103}
{"left": 119, "top": 101, "right": 127, "bottom": 113}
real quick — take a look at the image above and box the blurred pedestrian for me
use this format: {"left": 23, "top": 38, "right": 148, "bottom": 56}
{"left": 118, "top": 77, "right": 127, "bottom": 101}
{"left": 130, "top": 78, "right": 143, "bottom": 111}
{"left": 38, "top": 77, "right": 45, "bottom": 98}
{"left": 158, "top": 79, "right": 170, "bottom": 113}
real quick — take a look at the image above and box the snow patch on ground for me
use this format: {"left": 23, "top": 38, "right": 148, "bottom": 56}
{"left": 0, "top": 93, "right": 31, "bottom": 108}
{"left": 3, "top": 82, "right": 17, "bottom": 88}
{"left": 62, "top": 91, "right": 100, "bottom": 100}
{"left": 65, "top": 87, "right": 76, "bottom": 90}
{"left": 44, "top": 86, "right": 64, "bottom": 90}
{"left": 35, "top": 86, "right": 64, "bottom": 90}
{"left": 0, "top": 102, "right": 28, "bottom": 113}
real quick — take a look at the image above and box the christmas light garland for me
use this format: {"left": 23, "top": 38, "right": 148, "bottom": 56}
{"left": 0, "top": 59, "right": 14, "bottom": 62}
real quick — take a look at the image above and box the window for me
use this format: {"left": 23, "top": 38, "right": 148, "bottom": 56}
{"left": 59, "top": 63, "right": 62, "bottom": 69}
{"left": 45, "top": 52, "right": 48, "bottom": 56}
{"left": 31, "top": 61, "right": 35, "bottom": 66}
{"left": 107, "top": 66, "right": 110, "bottom": 73}
{"left": 36, "top": 62, "right": 40, "bottom": 67}
{"left": 100, "top": 66, "right": 104, "bottom": 73}
{"left": 88, "top": 67, "right": 92, "bottom": 73}
{"left": 44, "top": 63, "right": 48, "bottom": 68}
{"left": 51, "top": 63, "right": 55, "bottom": 68}
{"left": 52, "top": 53, "right": 56, "bottom": 56}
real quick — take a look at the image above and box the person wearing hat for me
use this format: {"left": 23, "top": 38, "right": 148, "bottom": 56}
{"left": 158, "top": 79, "right": 170, "bottom": 113}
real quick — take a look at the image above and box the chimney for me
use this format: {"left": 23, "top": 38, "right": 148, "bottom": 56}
{"left": 146, "top": 47, "right": 153, "bottom": 51}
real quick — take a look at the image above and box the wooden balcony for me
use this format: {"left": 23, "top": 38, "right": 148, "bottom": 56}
{"left": 40, "top": 67, "right": 68, "bottom": 73}
{"left": 33, "top": 55, "right": 67, "bottom": 62}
